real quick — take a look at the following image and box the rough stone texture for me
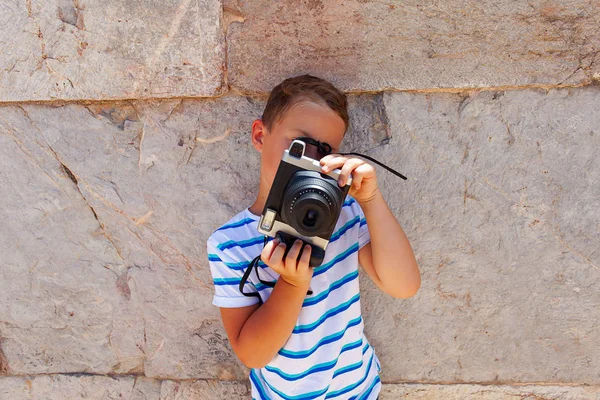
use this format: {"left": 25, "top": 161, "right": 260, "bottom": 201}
{"left": 0, "top": 94, "right": 385, "bottom": 381}
{"left": 0, "top": 375, "right": 162, "bottom": 400}
{"left": 226, "top": 0, "right": 600, "bottom": 94}
{"left": 0, "top": 376, "right": 253, "bottom": 400}
{"left": 1, "top": 377, "right": 599, "bottom": 399}
{"left": 0, "top": 0, "right": 225, "bottom": 102}
{"left": 361, "top": 86, "right": 600, "bottom": 384}
{"left": 0, "top": 95, "right": 266, "bottom": 379}
{"left": 380, "top": 384, "right": 600, "bottom": 399}
{"left": 1, "top": 83, "right": 598, "bottom": 394}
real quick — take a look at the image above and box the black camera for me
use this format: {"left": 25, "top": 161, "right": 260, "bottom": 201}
{"left": 258, "top": 139, "right": 352, "bottom": 267}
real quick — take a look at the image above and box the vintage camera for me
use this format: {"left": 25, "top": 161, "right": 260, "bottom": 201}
{"left": 258, "top": 139, "right": 352, "bottom": 267}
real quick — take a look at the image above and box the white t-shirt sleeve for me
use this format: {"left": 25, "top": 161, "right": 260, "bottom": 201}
{"left": 207, "top": 236, "right": 261, "bottom": 308}
{"left": 355, "top": 201, "right": 371, "bottom": 250}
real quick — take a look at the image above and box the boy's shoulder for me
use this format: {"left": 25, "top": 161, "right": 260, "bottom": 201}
{"left": 207, "top": 208, "right": 259, "bottom": 250}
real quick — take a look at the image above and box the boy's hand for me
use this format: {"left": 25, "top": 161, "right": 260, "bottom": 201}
{"left": 320, "top": 155, "right": 379, "bottom": 205}
{"left": 261, "top": 239, "right": 313, "bottom": 289}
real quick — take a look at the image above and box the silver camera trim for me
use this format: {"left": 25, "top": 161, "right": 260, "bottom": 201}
{"left": 282, "top": 140, "right": 353, "bottom": 186}
{"left": 258, "top": 215, "right": 330, "bottom": 250}
{"left": 257, "top": 140, "right": 352, "bottom": 250}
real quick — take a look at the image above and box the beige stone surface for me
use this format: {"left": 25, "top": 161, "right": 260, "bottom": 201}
{"left": 381, "top": 383, "right": 600, "bottom": 400}
{"left": 362, "top": 87, "right": 600, "bottom": 384}
{"left": 0, "top": 0, "right": 225, "bottom": 102}
{"left": 0, "top": 87, "right": 598, "bottom": 392}
{"left": 0, "top": 375, "right": 161, "bottom": 400}
{"left": 2, "top": 377, "right": 599, "bottom": 400}
{"left": 226, "top": 0, "right": 600, "bottom": 94}
{"left": 0, "top": 95, "right": 264, "bottom": 379}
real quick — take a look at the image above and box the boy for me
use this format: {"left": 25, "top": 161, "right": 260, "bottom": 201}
{"left": 207, "top": 75, "right": 420, "bottom": 399}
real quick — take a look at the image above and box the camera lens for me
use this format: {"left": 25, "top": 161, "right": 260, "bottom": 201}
{"left": 281, "top": 171, "right": 344, "bottom": 237}
{"left": 303, "top": 210, "right": 319, "bottom": 228}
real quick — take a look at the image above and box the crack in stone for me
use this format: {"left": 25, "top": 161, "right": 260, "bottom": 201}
{"left": 58, "top": 161, "right": 128, "bottom": 260}
{"left": 11, "top": 106, "right": 127, "bottom": 262}
{"left": 123, "top": 226, "right": 211, "bottom": 289}
{"left": 0, "top": 336, "right": 9, "bottom": 374}
{"left": 195, "top": 127, "right": 231, "bottom": 144}
{"left": 57, "top": 0, "right": 85, "bottom": 30}
{"left": 374, "top": 92, "right": 391, "bottom": 143}
{"left": 0, "top": 114, "right": 65, "bottom": 192}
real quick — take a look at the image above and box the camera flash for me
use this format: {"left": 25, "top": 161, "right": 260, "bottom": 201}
{"left": 260, "top": 209, "right": 277, "bottom": 231}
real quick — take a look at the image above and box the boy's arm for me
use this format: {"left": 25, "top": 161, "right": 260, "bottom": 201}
{"left": 320, "top": 155, "right": 421, "bottom": 299}
{"left": 357, "top": 189, "right": 421, "bottom": 298}
{"left": 220, "top": 277, "right": 308, "bottom": 369}
{"left": 220, "top": 239, "right": 312, "bottom": 369}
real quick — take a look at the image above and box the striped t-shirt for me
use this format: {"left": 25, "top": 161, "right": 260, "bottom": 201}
{"left": 207, "top": 196, "right": 381, "bottom": 400}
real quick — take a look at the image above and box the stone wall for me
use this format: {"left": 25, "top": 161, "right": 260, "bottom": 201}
{"left": 1, "top": 1, "right": 599, "bottom": 399}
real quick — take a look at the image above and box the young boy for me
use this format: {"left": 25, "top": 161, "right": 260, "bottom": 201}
{"left": 207, "top": 75, "right": 420, "bottom": 399}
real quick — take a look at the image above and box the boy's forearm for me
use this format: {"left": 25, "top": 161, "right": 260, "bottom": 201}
{"left": 360, "top": 189, "right": 421, "bottom": 298}
{"left": 235, "top": 278, "right": 307, "bottom": 368}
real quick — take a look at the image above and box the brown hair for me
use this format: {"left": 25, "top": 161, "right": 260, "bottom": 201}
{"left": 262, "top": 75, "right": 349, "bottom": 133}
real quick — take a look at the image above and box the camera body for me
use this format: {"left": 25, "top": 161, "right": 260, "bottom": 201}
{"left": 258, "top": 139, "right": 352, "bottom": 267}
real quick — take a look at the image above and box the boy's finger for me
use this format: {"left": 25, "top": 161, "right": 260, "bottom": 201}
{"left": 285, "top": 239, "right": 304, "bottom": 269}
{"left": 338, "top": 158, "right": 363, "bottom": 187}
{"left": 352, "top": 172, "right": 364, "bottom": 190}
{"left": 351, "top": 164, "right": 371, "bottom": 190}
{"left": 321, "top": 156, "right": 348, "bottom": 173}
{"left": 319, "top": 154, "right": 337, "bottom": 165}
{"left": 269, "top": 242, "right": 287, "bottom": 266}
{"left": 260, "top": 239, "right": 279, "bottom": 263}
{"left": 297, "top": 244, "right": 312, "bottom": 270}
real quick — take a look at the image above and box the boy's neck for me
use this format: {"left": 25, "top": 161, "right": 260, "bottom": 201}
{"left": 248, "top": 198, "right": 264, "bottom": 217}
{"left": 248, "top": 179, "right": 270, "bottom": 216}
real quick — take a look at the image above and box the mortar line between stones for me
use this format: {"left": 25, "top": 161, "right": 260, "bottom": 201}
{"left": 0, "top": 81, "right": 597, "bottom": 107}
{"left": 1, "top": 373, "right": 599, "bottom": 388}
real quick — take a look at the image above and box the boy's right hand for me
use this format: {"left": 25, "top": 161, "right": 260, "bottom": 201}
{"left": 261, "top": 239, "right": 313, "bottom": 289}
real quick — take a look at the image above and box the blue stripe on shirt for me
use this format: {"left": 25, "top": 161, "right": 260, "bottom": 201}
{"left": 217, "top": 236, "right": 264, "bottom": 251}
{"left": 213, "top": 277, "right": 271, "bottom": 291}
{"left": 250, "top": 370, "right": 269, "bottom": 400}
{"left": 332, "top": 359, "right": 363, "bottom": 380}
{"left": 303, "top": 270, "right": 359, "bottom": 307}
{"left": 293, "top": 293, "right": 360, "bottom": 334}
{"left": 343, "top": 198, "right": 356, "bottom": 208}
{"left": 216, "top": 218, "right": 256, "bottom": 231}
{"left": 313, "top": 243, "right": 359, "bottom": 277}
{"left": 329, "top": 216, "right": 360, "bottom": 244}
{"left": 208, "top": 256, "right": 267, "bottom": 271}
{"left": 353, "top": 375, "right": 381, "bottom": 400}
{"left": 256, "top": 370, "right": 330, "bottom": 400}
{"left": 326, "top": 352, "right": 374, "bottom": 399}
{"left": 265, "top": 337, "right": 363, "bottom": 381}
{"left": 279, "top": 316, "right": 362, "bottom": 359}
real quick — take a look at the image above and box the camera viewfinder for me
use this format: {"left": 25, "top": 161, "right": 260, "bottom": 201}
{"left": 289, "top": 141, "right": 305, "bottom": 159}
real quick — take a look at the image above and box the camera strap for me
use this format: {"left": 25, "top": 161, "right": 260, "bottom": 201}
{"left": 295, "top": 136, "right": 407, "bottom": 180}
{"left": 239, "top": 236, "right": 313, "bottom": 299}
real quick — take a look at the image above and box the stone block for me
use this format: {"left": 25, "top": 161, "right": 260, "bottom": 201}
{"left": 227, "top": 0, "right": 600, "bottom": 94}
{"left": 360, "top": 86, "right": 600, "bottom": 383}
{"left": 0, "top": 0, "right": 225, "bottom": 101}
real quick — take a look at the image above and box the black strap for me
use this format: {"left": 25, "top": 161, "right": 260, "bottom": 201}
{"left": 338, "top": 152, "right": 407, "bottom": 180}
{"left": 239, "top": 255, "right": 261, "bottom": 298}
{"left": 295, "top": 136, "right": 407, "bottom": 180}
{"left": 239, "top": 236, "right": 312, "bottom": 297}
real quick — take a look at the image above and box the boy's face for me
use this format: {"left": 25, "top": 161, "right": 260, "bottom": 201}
{"left": 252, "top": 101, "right": 346, "bottom": 190}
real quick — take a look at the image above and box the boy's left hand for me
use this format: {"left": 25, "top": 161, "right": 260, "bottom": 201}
{"left": 320, "top": 155, "right": 379, "bottom": 205}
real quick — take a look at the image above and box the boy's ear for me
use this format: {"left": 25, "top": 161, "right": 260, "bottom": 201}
{"left": 251, "top": 119, "right": 266, "bottom": 152}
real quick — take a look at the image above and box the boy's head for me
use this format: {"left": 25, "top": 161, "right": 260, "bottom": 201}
{"left": 252, "top": 75, "right": 349, "bottom": 190}
{"left": 261, "top": 75, "right": 349, "bottom": 136}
